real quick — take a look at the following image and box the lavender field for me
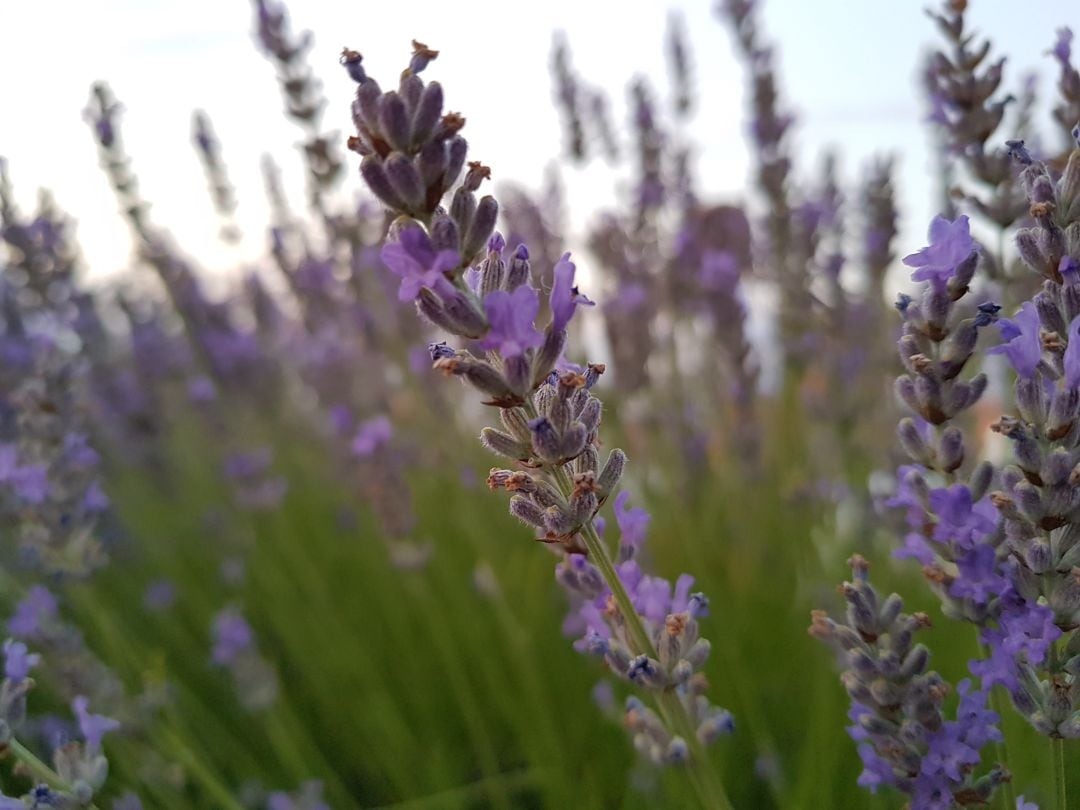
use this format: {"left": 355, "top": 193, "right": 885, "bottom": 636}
{"left": 2, "top": 0, "right": 1080, "bottom": 807}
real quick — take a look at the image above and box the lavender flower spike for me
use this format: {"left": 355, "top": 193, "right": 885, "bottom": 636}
{"left": 347, "top": 42, "right": 733, "bottom": 807}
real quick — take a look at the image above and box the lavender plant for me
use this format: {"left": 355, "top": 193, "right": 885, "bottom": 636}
{"left": 816, "top": 17, "right": 1080, "bottom": 800}
{"left": 341, "top": 44, "right": 735, "bottom": 808}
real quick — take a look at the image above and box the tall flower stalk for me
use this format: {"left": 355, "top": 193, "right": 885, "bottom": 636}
{"left": 341, "top": 44, "right": 734, "bottom": 808}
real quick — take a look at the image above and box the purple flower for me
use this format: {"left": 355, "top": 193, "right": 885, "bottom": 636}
{"left": 380, "top": 226, "right": 459, "bottom": 302}
{"left": 902, "top": 215, "right": 976, "bottom": 288}
{"left": 614, "top": 491, "right": 650, "bottom": 552}
{"left": 950, "top": 544, "right": 1008, "bottom": 604}
{"left": 854, "top": 742, "right": 895, "bottom": 791}
{"left": 972, "top": 590, "right": 1061, "bottom": 690}
{"left": 550, "top": 253, "right": 594, "bottom": 331}
{"left": 0, "top": 448, "right": 50, "bottom": 504}
{"left": 987, "top": 302, "right": 1042, "bottom": 378}
{"left": 212, "top": 608, "right": 254, "bottom": 666}
{"left": 72, "top": 695, "right": 120, "bottom": 749}
{"left": 144, "top": 580, "right": 177, "bottom": 611}
{"left": 700, "top": 250, "right": 739, "bottom": 292}
{"left": 0, "top": 794, "right": 24, "bottom": 810}
{"left": 928, "top": 485, "right": 997, "bottom": 550}
{"left": 479, "top": 286, "right": 544, "bottom": 357}
{"left": 351, "top": 415, "right": 393, "bottom": 457}
{"left": 1053, "top": 27, "right": 1073, "bottom": 65}
{"left": 1064, "top": 314, "right": 1080, "bottom": 389}
{"left": 113, "top": 793, "right": 145, "bottom": 810}
{"left": 894, "top": 532, "right": 936, "bottom": 565}
{"left": 3, "top": 638, "right": 40, "bottom": 683}
{"left": 1017, "top": 796, "right": 1039, "bottom": 810}
{"left": 9, "top": 586, "right": 58, "bottom": 638}
{"left": 83, "top": 481, "right": 110, "bottom": 513}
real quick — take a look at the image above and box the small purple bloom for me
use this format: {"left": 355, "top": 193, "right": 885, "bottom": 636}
{"left": 1017, "top": 796, "right": 1039, "bottom": 810}
{"left": 8, "top": 463, "right": 49, "bottom": 504}
{"left": 113, "top": 793, "right": 145, "bottom": 810}
{"left": 950, "top": 544, "right": 1008, "bottom": 606}
{"left": 902, "top": 215, "right": 976, "bottom": 288}
{"left": 144, "top": 580, "right": 177, "bottom": 611}
{"left": 550, "top": 253, "right": 594, "bottom": 331}
{"left": 380, "top": 226, "right": 460, "bottom": 302}
{"left": 928, "top": 485, "right": 997, "bottom": 550}
{"left": 351, "top": 415, "right": 393, "bottom": 457}
{"left": 72, "top": 695, "right": 120, "bottom": 749}
{"left": 479, "top": 286, "right": 544, "bottom": 357}
{"left": 987, "top": 302, "right": 1042, "bottom": 378}
{"left": 1053, "top": 27, "right": 1073, "bottom": 65}
{"left": 3, "top": 638, "right": 40, "bottom": 683}
{"left": 188, "top": 375, "right": 218, "bottom": 403}
{"left": 9, "top": 586, "right": 58, "bottom": 638}
{"left": 212, "top": 608, "right": 254, "bottom": 666}
{"left": 614, "top": 491, "right": 650, "bottom": 551}
{"left": 83, "top": 481, "right": 110, "bottom": 513}
{"left": 700, "top": 250, "right": 739, "bottom": 292}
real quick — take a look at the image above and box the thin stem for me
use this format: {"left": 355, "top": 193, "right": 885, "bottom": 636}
{"left": 542, "top": 455, "right": 733, "bottom": 810}
{"left": 9, "top": 738, "right": 101, "bottom": 810}
{"left": 1053, "top": 736, "right": 1067, "bottom": 810}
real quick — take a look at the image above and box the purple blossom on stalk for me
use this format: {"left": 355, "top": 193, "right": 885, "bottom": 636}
{"left": 211, "top": 609, "right": 254, "bottom": 666}
{"left": 1053, "top": 27, "right": 1073, "bottom": 65}
{"left": 699, "top": 250, "right": 739, "bottom": 292}
{"left": 0, "top": 446, "right": 49, "bottom": 504}
{"left": 8, "top": 586, "right": 58, "bottom": 638}
{"left": 550, "top": 252, "right": 594, "bottom": 330}
{"left": 928, "top": 485, "right": 996, "bottom": 549}
{"left": 902, "top": 215, "right": 976, "bottom": 287}
{"left": 143, "top": 580, "right": 177, "bottom": 611}
{"left": 971, "top": 591, "right": 1061, "bottom": 692}
{"left": 479, "top": 286, "right": 544, "bottom": 357}
{"left": 351, "top": 415, "right": 393, "bottom": 457}
{"left": 986, "top": 301, "right": 1042, "bottom": 378}
{"left": 380, "top": 226, "right": 459, "bottom": 302}
{"left": 72, "top": 695, "right": 120, "bottom": 749}
{"left": 614, "top": 491, "right": 650, "bottom": 553}
{"left": 3, "top": 639, "right": 40, "bottom": 683}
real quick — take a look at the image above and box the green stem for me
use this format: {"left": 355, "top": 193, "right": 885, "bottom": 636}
{"left": 9, "top": 738, "right": 101, "bottom": 810}
{"left": 1053, "top": 736, "right": 1067, "bottom": 810}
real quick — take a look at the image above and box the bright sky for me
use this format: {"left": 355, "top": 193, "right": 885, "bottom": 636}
{"left": 0, "top": 1, "right": 1077, "bottom": 289}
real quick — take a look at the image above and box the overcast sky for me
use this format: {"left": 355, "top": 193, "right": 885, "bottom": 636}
{"left": 0, "top": 1, "right": 1077, "bottom": 289}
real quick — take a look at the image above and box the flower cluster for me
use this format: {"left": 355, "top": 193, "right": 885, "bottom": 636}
{"left": 211, "top": 608, "right": 279, "bottom": 712}
{"left": 810, "top": 556, "right": 1007, "bottom": 808}
{"left": 343, "top": 44, "right": 733, "bottom": 796}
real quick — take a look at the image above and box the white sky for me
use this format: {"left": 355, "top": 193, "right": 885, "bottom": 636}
{"left": 0, "top": 1, "right": 1077, "bottom": 289}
